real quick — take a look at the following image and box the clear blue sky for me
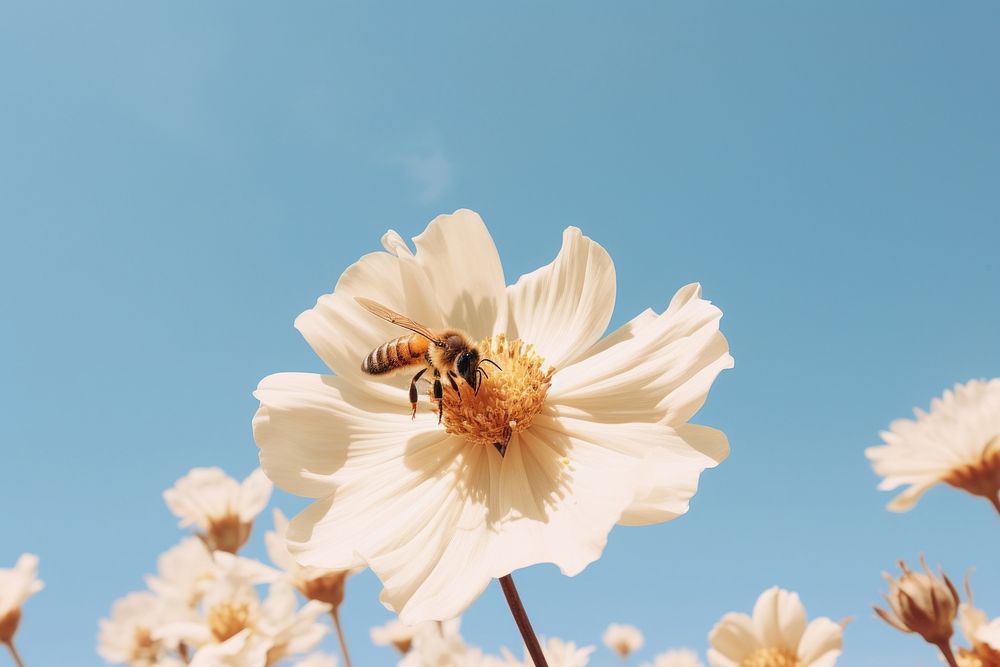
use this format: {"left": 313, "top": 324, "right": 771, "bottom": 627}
{"left": 2, "top": 2, "right": 999, "bottom": 666}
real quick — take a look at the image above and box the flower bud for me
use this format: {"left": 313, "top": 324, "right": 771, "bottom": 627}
{"left": 874, "top": 556, "right": 959, "bottom": 646}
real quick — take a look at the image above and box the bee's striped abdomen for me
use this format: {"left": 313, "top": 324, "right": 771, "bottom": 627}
{"left": 361, "top": 334, "right": 429, "bottom": 375}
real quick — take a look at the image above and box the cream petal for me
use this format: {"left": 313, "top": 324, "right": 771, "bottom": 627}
{"left": 708, "top": 613, "right": 760, "bottom": 663}
{"left": 410, "top": 209, "right": 508, "bottom": 339}
{"left": 237, "top": 469, "right": 272, "bottom": 522}
{"left": 487, "top": 416, "right": 644, "bottom": 578}
{"left": 550, "top": 283, "right": 732, "bottom": 427}
{"left": 253, "top": 372, "right": 442, "bottom": 498}
{"left": 287, "top": 435, "right": 495, "bottom": 623}
{"left": 618, "top": 424, "right": 728, "bottom": 526}
{"left": 506, "top": 227, "right": 615, "bottom": 369}
{"left": 797, "top": 618, "right": 843, "bottom": 665}
{"left": 752, "top": 588, "right": 807, "bottom": 652}
{"left": 704, "top": 652, "right": 739, "bottom": 667}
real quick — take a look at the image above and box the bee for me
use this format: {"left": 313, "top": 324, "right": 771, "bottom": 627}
{"left": 355, "top": 297, "right": 500, "bottom": 422}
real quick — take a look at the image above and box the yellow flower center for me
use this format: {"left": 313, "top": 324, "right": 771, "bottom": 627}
{"left": 131, "top": 626, "right": 159, "bottom": 662}
{"left": 741, "top": 647, "right": 803, "bottom": 667}
{"left": 438, "top": 335, "right": 554, "bottom": 451}
{"left": 207, "top": 602, "right": 250, "bottom": 643}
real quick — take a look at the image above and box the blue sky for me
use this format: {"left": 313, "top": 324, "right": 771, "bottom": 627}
{"left": 2, "top": 2, "right": 999, "bottom": 666}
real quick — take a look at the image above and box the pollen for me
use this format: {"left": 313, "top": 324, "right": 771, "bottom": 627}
{"left": 207, "top": 601, "right": 251, "bottom": 643}
{"left": 438, "top": 334, "right": 554, "bottom": 452}
{"left": 741, "top": 648, "right": 803, "bottom": 667}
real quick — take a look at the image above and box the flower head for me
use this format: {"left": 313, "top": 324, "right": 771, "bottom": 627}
{"left": 164, "top": 468, "right": 273, "bottom": 553}
{"left": 708, "top": 587, "right": 843, "bottom": 667}
{"left": 640, "top": 649, "right": 704, "bottom": 667}
{"left": 98, "top": 591, "right": 190, "bottom": 666}
{"left": 603, "top": 623, "right": 644, "bottom": 659}
{"left": 953, "top": 572, "right": 1000, "bottom": 667}
{"left": 866, "top": 379, "right": 1000, "bottom": 513}
{"left": 370, "top": 618, "right": 422, "bottom": 655}
{"left": 254, "top": 210, "right": 732, "bottom": 622}
{"left": 294, "top": 655, "right": 338, "bottom": 667}
{"left": 504, "top": 637, "right": 594, "bottom": 667}
{"left": 874, "top": 557, "right": 959, "bottom": 646}
{"left": 0, "top": 553, "right": 44, "bottom": 644}
{"left": 266, "top": 510, "right": 354, "bottom": 608}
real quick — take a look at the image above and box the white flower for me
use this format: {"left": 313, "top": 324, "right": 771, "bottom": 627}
{"left": 640, "top": 649, "right": 705, "bottom": 667}
{"left": 708, "top": 587, "right": 843, "bottom": 667}
{"left": 866, "top": 379, "right": 1000, "bottom": 513}
{"left": 254, "top": 210, "right": 732, "bottom": 622}
{"left": 955, "top": 573, "right": 1000, "bottom": 666}
{"left": 370, "top": 618, "right": 423, "bottom": 654}
{"left": 255, "top": 583, "right": 330, "bottom": 666}
{"left": 147, "top": 538, "right": 278, "bottom": 608}
{"left": 399, "top": 618, "right": 466, "bottom": 667}
{"left": 266, "top": 510, "right": 354, "bottom": 608}
{"left": 98, "top": 591, "right": 191, "bottom": 666}
{"left": 0, "top": 553, "right": 44, "bottom": 643}
{"left": 503, "top": 637, "right": 594, "bottom": 667}
{"left": 603, "top": 623, "right": 644, "bottom": 658}
{"left": 293, "top": 655, "right": 338, "bottom": 667}
{"left": 164, "top": 468, "right": 273, "bottom": 553}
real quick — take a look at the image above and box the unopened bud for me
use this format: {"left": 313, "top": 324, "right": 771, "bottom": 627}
{"left": 874, "top": 556, "right": 959, "bottom": 646}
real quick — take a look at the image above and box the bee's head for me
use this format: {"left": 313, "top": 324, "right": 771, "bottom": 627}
{"left": 455, "top": 348, "right": 481, "bottom": 390}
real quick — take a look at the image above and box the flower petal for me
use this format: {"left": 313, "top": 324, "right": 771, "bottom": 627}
{"left": 253, "top": 372, "right": 443, "bottom": 498}
{"left": 506, "top": 227, "right": 615, "bottom": 369}
{"left": 287, "top": 435, "right": 496, "bottom": 623}
{"left": 797, "top": 618, "right": 843, "bottom": 665}
{"left": 237, "top": 468, "right": 273, "bottom": 522}
{"left": 708, "top": 612, "right": 760, "bottom": 664}
{"left": 618, "top": 424, "right": 729, "bottom": 526}
{"left": 550, "top": 283, "right": 732, "bottom": 427}
{"left": 487, "top": 415, "right": 646, "bottom": 578}
{"left": 751, "top": 587, "right": 807, "bottom": 652}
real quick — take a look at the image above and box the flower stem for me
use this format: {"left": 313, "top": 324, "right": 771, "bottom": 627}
{"left": 499, "top": 574, "right": 549, "bottom": 667}
{"left": 3, "top": 641, "right": 25, "bottom": 667}
{"left": 935, "top": 641, "right": 960, "bottom": 667}
{"left": 331, "top": 607, "right": 353, "bottom": 667}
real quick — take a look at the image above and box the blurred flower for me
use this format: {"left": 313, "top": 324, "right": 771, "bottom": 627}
{"left": 98, "top": 591, "right": 191, "bottom": 666}
{"left": 266, "top": 510, "right": 354, "bottom": 609}
{"left": 874, "top": 557, "right": 959, "bottom": 647}
{"left": 640, "top": 649, "right": 704, "bottom": 667}
{"left": 157, "top": 574, "right": 327, "bottom": 667}
{"left": 294, "top": 655, "right": 338, "bottom": 667}
{"left": 399, "top": 618, "right": 466, "bottom": 667}
{"left": 164, "top": 467, "right": 273, "bottom": 553}
{"left": 147, "top": 538, "right": 278, "bottom": 608}
{"left": 0, "top": 553, "right": 44, "bottom": 645}
{"left": 254, "top": 210, "right": 732, "bottom": 622}
{"left": 370, "top": 618, "right": 421, "bottom": 655}
{"left": 955, "top": 573, "right": 1000, "bottom": 667}
{"left": 502, "top": 637, "right": 595, "bottom": 667}
{"left": 708, "top": 587, "right": 843, "bottom": 667}
{"left": 603, "top": 623, "right": 644, "bottom": 658}
{"left": 866, "top": 379, "right": 1000, "bottom": 514}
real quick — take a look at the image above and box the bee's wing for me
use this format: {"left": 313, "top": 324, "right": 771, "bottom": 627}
{"left": 354, "top": 297, "right": 444, "bottom": 345}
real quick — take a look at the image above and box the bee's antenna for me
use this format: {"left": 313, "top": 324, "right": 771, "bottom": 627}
{"left": 475, "top": 367, "right": 487, "bottom": 395}
{"left": 480, "top": 358, "right": 502, "bottom": 372}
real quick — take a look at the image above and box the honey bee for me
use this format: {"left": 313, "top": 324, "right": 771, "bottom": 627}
{"left": 355, "top": 297, "right": 500, "bottom": 422}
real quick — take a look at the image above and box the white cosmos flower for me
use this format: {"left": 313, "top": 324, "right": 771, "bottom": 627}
{"left": 708, "top": 587, "right": 843, "bottom": 667}
{"left": 370, "top": 618, "right": 424, "bottom": 655}
{"left": 266, "top": 510, "right": 354, "bottom": 608}
{"left": 502, "top": 637, "right": 595, "bottom": 667}
{"left": 254, "top": 210, "right": 732, "bottom": 622}
{"left": 293, "top": 655, "right": 338, "bottom": 667}
{"left": 640, "top": 649, "right": 705, "bottom": 667}
{"left": 0, "top": 553, "right": 44, "bottom": 644}
{"left": 164, "top": 468, "right": 273, "bottom": 553}
{"left": 866, "top": 379, "right": 1000, "bottom": 513}
{"left": 603, "top": 623, "right": 644, "bottom": 658}
{"left": 955, "top": 574, "right": 1000, "bottom": 666}
{"left": 147, "top": 538, "right": 279, "bottom": 608}
{"left": 399, "top": 618, "right": 466, "bottom": 667}
{"left": 98, "top": 591, "right": 192, "bottom": 666}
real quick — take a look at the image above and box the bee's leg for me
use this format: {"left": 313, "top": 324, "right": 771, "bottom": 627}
{"left": 432, "top": 369, "right": 444, "bottom": 424}
{"left": 447, "top": 371, "right": 461, "bottom": 403}
{"left": 409, "top": 368, "right": 428, "bottom": 419}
